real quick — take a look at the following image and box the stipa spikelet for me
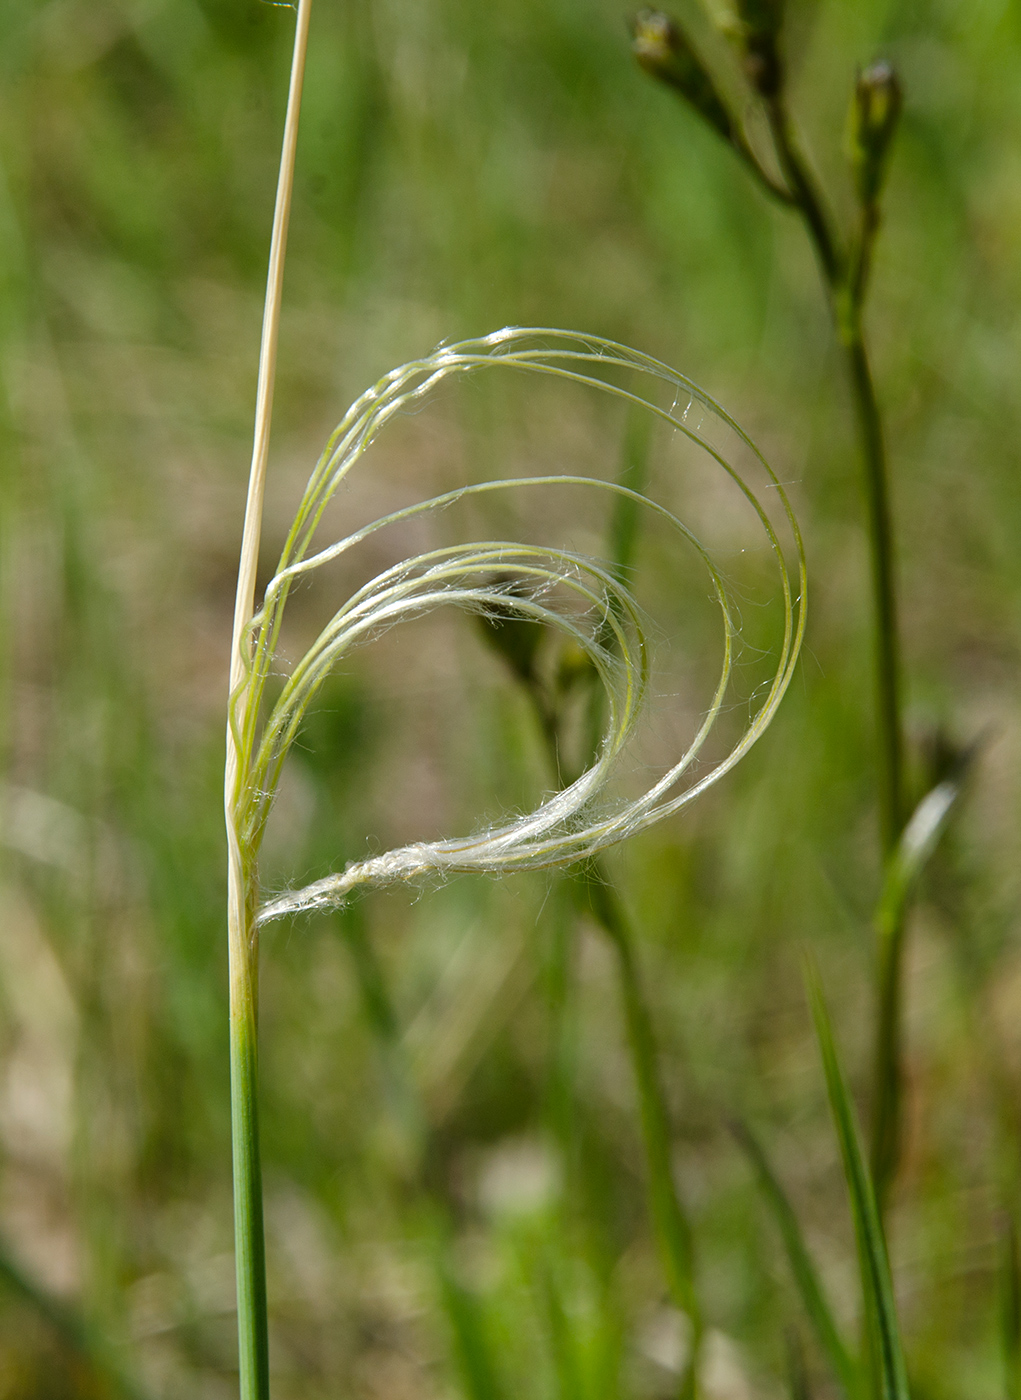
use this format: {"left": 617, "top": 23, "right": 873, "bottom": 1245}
{"left": 222, "top": 3, "right": 804, "bottom": 1396}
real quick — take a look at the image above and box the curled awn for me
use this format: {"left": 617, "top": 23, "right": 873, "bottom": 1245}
{"left": 227, "top": 326, "right": 807, "bottom": 927}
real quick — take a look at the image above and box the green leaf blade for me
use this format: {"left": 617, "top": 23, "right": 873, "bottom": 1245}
{"left": 735, "top": 1120, "right": 859, "bottom": 1400}
{"left": 805, "top": 962, "right": 910, "bottom": 1400}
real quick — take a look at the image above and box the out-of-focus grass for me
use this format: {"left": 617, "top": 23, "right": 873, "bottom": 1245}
{"left": 1, "top": 0, "right": 1021, "bottom": 1396}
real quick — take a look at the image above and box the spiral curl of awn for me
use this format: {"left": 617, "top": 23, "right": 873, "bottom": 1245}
{"left": 227, "top": 328, "right": 806, "bottom": 926}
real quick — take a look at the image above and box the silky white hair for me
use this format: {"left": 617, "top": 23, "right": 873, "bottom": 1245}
{"left": 223, "top": 327, "right": 806, "bottom": 926}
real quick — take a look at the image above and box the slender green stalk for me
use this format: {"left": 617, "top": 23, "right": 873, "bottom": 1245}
{"left": 762, "top": 101, "right": 844, "bottom": 289}
{"left": 224, "top": 3, "right": 312, "bottom": 1396}
{"left": 0, "top": 1237, "right": 148, "bottom": 1400}
{"left": 734, "top": 1121, "right": 858, "bottom": 1399}
{"left": 870, "top": 774, "right": 962, "bottom": 1212}
{"left": 439, "top": 1261, "right": 507, "bottom": 1400}
{"left": 582, "top": 866, "right": 702, "bottom": 1398}
{"left": 870, "top": 902, "right": 905, "bottom": 1217}
{"left": 1002, "top": 1216, "right": 1021, "bottom": 1400}
{"left": 583, "top": 873, "right": 698, "bottom": 1324}
{"left": 482, "top": 648, "right": 704, "bottom": 1392}
{"left": 228, "top": 968, "right": 270, "bottom": 1400}
{"left": 640, "top": 22, "right": 910, "bottom": 1210}
{"left": 806, "top": 964, "right": 911, "bottom": 1400}
{"left": 760, "top": 86, "right": 907, "bottom": 1212}
{"left": 761, "top": 95, "right": 904, "bottom": 856}
{"left": 844, "top": 309, "right": 906, "bottom": 1212}
{"left": 639, "top": 17, "right": 914, "bottom": 1210}
{"left": 841, "top": 325, "right": 904, "bottom": 858}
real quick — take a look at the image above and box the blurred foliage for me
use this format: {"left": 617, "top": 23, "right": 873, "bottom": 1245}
{"left": 1, "top": 0, "right": 1021, "bottom": 1396}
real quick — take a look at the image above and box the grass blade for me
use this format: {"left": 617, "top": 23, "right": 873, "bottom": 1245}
{"left": 581, "top": 869, "right": 701, "bottom": 1400}
{"left": 733, "top": 1120, "right": 858, "bottom": 1399}
{"left": 785, "top": 1328, "right": 814, "bottom": 1400}
{"left": 534, "top": 1253, "right": 585, "bottom": 1400}
{"left": 0, "top": 1239, "right": 148, "bottom": 1400}
{"left": 438, "top": 1264, "right": 506, "bottom": 1400}
{"left": 1002, "top": 1215, "right": 1021, "bottom": 1400}
{"left": 805, "top": 961, "right": 910, "bottom": 1400}
{"left": 871, "top": 767, "right": 968, "bottom": 1208}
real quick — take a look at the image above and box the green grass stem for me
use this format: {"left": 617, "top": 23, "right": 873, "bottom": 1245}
{"left": 439, "top": 1262, "right": 507, "bottom": 1400}
{"left": 1002, "top": 1217, "right": 1021, "bottom": 1400}
{"left": 535, "top": 1253, "right": 587, "bottom": 1400}
{"left": 841, "top": 328, "right": 904, "bottom": 861}
{"left": 734, "top": 1120, "right": 858, "bottom": 1400}
{"left": 495, "top": 647, "right": 705, "bottom": 1391}
{"left": 580, "top": 865, "right": 702, "bottom": 1397}
{"left": 228, "top": 980, "right": 270, "bottom": 1400}
{"left": 761, "top": 84, "right": 908, "bottom": 1216}
{"left": 869, "top": 774, "right": 962, "bottom": 1210}
{"left": 639, "top": 18, "right": 914, "bottom": 1207}
{"left": 643, "top": 39, "right": 910, "bottom": 1212}
{"left": 0, "top": 1238, "right": 148, "bottom": 1400}
{"left": 806, "top": 963, "right": 910, "bottom": 1400}
{"left": 758, "top": 94, "right": 904, "bottom": 862}
{"left": 224, "top": 2, "right": 313, "bottom": 1395}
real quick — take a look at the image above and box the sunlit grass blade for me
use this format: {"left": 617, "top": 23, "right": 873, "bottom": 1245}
{"left": 785, "top": 1328, "right": 814, "bottom": 1400}
{"left": 581, "top": 868, "right": 701, "bottom": 1398}
{"left": 1001, "top": 1215, "right": 1021, "bottom": 1400}
{"left": 805, "top": 962, "right": 910, "bottom": 1400}
{"left": 532, "top": 1252, "right": 586, "bottom": 1400}
{"left": 0, "top": 1240, "right": 148, "bottom": 1400}
{"left": 871, "top": 762, "right": 970, "bottom": 1209}
{"left": 733, "top": 1120, "right": 858, "bottom": 1399}
{"left": 438, "top": 1262, "right": 507, "bottom": 1400}
{"left": 875, "top": 772, "right": 965, "bottom": 940}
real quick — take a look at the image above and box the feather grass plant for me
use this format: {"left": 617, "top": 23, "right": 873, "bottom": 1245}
{"left": 224, "top": 4, "right": 804, "bottom": 1395}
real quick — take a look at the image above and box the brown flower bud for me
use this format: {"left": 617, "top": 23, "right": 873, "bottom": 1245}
{"left": 848, "top": 61, "right": 903, "bottom": 206}
{"left": 631, "top": 10, "right": 736, "bottom": 144}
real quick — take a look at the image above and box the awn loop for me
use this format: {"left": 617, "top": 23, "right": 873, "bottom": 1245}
{"left": 225, "top": 328, "right": 806, "bottom": 925}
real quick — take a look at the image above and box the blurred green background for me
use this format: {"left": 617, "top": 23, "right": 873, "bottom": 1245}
{"left": 1, "top": 0, "right": 1020, "bottom": 1395}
